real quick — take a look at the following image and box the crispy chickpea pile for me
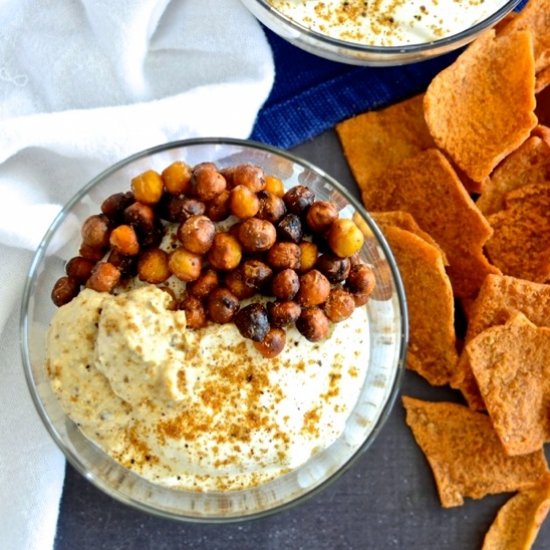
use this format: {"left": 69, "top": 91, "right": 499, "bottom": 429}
{"left": 51, "top": 161, "right": 376, "bottom": 358}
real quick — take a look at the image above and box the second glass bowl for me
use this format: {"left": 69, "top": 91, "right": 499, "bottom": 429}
{"left": 240, "top": 0, "right": 521, "bottom": 66}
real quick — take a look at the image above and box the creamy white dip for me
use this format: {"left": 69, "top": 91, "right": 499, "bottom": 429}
{"left": 268, "top": 0, "right": 510, "bottom": 47}
{"left": 47, "top": 285, "right": 369, "bottom": 491}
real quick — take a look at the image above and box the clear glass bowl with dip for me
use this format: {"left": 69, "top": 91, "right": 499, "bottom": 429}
{"left": 240, "top": 0, "right": 522, "bottom": 66}
{"left": 21, "top": 138, "right": 407, "bottom": 521}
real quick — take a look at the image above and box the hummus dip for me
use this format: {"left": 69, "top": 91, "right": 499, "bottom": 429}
{"left": 267, "top": 0, "right": 510, "bottom": 47}
{"left": 47, "top": 285, "right": 369, "bottom": 491}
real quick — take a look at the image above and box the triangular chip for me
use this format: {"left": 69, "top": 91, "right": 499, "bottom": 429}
{"left": 402, "top": 397, "right": 549, "bottom": 508}
{"left": 501, "top": 0, "right": 550, "bottom": 73}
{"left": 486, "top": 183, "right": 550, "bottom": 283}
{"left": 482, "top": 479, "right": 550, "bottom": 550}
{"left": 361, "top": 148, "right": 498, "bottom": 298}
{"left": 476, "top": 136, "right": 550, "bottom": 215}
{"left": 453, "top": 274, "right": 550, "bottom": 410}
{"left": 424, "top": 30, "right": 537, "bottom": 183}
{"left": 371, "top": 210, "right": 447, "bottom": 264}
{"left": 336, "top": 94, "right": 434, "bottom": 191}
{"left": 382, "top": 226, "right": 457, "bottom": 386}
{"left": 467, "top": 313, "right": 550, "bottom": 456}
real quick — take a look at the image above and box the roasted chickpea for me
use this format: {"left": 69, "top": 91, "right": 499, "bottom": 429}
{"left": 140, "top": 225, "right": 164, "bottom": 249}
{"left": 179, "top": 295, "right": 207, "bottom": 329}
{"left": 353, "top": 291, "right": 372, "bottom": 307}
{"left": 101, "top": 191, "right": 134, "bottom": 222}
{"left": 277, "top": 214, "right": 303, "bottom": 243}
{"left": 306, "top": 201, "right": 338, "bottom": 233}
{"left": 107, "top": 249, "right": 137, "bottom": 277}
{"left": 206, "top": 190, "right": 231, "bottom": 222}
{"left": 315, "top": 253, "right": 351, "bottom": 283}
{"left": 219, "top": 166, "right": 236, "bottom": 187}
{"left": 241, "top": 259, "right": 273, "bottom": 290}
{"left": 347, "top": 263, "right": 376, "bottom": 295}
{"left": 254, "top": 327, "right": 286, "bottom": 358}
{"left": 131, "top": 170, "right": 164, "bottom": 205}
{"left": 296, "top": 307, "right": 330, "bottom": 342}
{"left": 229, "top": 185, "right": 260, "bottom": 219}
{"left": 324, "top": 288, "right": 355, "bottom": 322}
{"left": 232, "top": 164, "right": 266, "bottom": 192}
{"left": 297, "top": 269, "right": 330, "bottom": 307}
{"left": 162, "top": 161, "right": 192, "bottom": 195}
{"left": 137, "top": 248, "right": 170, "bottom": 284}
{"left": 234, "top": 303, "right": 270, "bottom": 342}
{"left": 224, "top": 268, "right": 256, "bottom": 300}
{"left": 192, "top": 163, "right": 227, "bottom": 201}
{"left": 187, "top": 269, "right": 219, "bottom": 298}
{"left": 267, "top": 301, "right": 301, "bottom": 327}
{"left": 168, "top": 247, "right": 202, "bottom": 281}
{"left": 79, "top": 243, "right": 106, "bottom": 262}
{"left": 65, "top": 256, "right": 95, "bottom": 283}
{"left": 237, "top": 218, "right": 277, "bottom": 253}
{"left": 109, "top": 224, "right": 140, "bottom": 256}
{"left": 298, "top": 241, "right": 318, "bottom": 273}
{"left": 267, "top": 242, "right": 301, "bottom": 270}
{"left": 124, "top": 202, "right": 156, "bottom": 234}
{"left": 178, "top": 215, "right": 215, "bottom": 255}
{"left": 283, "top": 185, "right": 314, "bottom": 215}
{"left": 208, "top": 233, "right": 242, "bottom": 270}
{"left": 51, "top": 276, "right": 80, "bottom": 306}
{"left": 264, "top": 175, "right": 285, "bottom": 197}
{"left": 86, "top": 262, "right": 121, "bottom": 292}
{"left": 160, "top": 195, "right": 206, "bottom": 223}
{"left": 271, "top": 269, "right": 299, "bottom": 300}
{"left": 207, "top": 288, "right": 240, "bottom": 324}
{"left": 81, "top": 214, "right": 110, "bottom": 249}
{"left": 327, "top": 218, "right": 365, "bottom": 258}
{"left": 257, "top": 191, "right": 286, "bottom": 223}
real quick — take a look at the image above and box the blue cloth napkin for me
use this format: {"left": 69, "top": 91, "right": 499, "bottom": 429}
{"left": 251, "top": 0, "right": 529, "bottom": 149}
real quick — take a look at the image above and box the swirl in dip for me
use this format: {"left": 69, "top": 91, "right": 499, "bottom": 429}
{"left": 267, "top": 0, "right": 510, "bottom": 47}
{"left": 46, "top": 285, "right": 369, "bottom": 491}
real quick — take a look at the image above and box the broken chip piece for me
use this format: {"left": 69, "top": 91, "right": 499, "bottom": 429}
{"left": 381, "top": 226, "right": 457, "bottom": 386}
{"left": 467, "top": 313, "right": 550, "bottom": 456}
{"left": 361, "top": 148, "right": 498, "bottom": 298}
{"left": 336, "top": 94, "right": 434, "bottom": 191}
{"left": 485, "top": 183, "right": 550, "bottom": 283}
{"left": 371, "top": 211, "right": 447, "bottom": 264}
{"left": 482, "top": 479, "right": 550, "bottom": 550}
{"left": 500, "top": 0, "right": 550, "bottom": 74}
{"left": 402, "top": 396, "right": 549, "bottom": 508}
{"left": 424, "top": 30, "right": 537, "bottom": 184}
{"left": 476, "top": 135, "right": 550, "bottom": 215}
{"left": 453, "top": 274, "right": 550, "bottom": 410}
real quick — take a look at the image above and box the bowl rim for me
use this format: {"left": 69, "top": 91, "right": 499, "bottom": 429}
{"left": 20, "top": 136, "right": 408, "bottom": 523}
{"left": 246, "top": 0, "right": 521, "bottom": 54}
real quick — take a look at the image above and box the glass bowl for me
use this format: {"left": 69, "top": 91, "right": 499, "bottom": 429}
{"left": 21, "top": 138, "right": 407, "bottom": 522}
{"left": 240, "top": 0, "right": 521, "bottom": 66}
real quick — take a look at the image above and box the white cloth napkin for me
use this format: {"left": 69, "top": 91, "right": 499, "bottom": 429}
{"left": 0, "top": 1, "right": 274, "bottom": 548}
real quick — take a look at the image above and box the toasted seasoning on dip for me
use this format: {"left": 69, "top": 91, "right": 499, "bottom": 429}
{"left": 267, "top": 0, "right": 510, "bottom": 47}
